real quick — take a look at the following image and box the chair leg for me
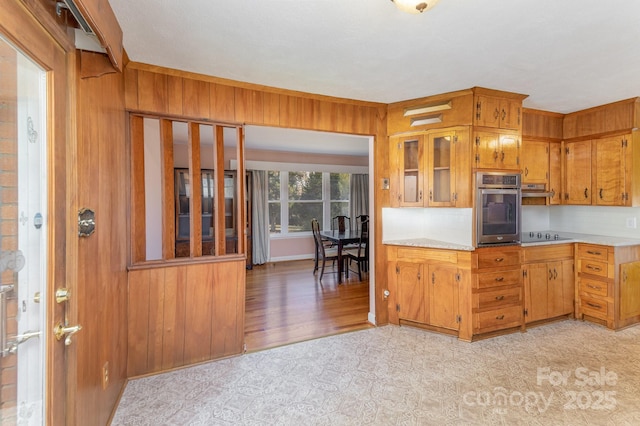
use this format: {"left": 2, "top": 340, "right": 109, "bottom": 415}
{"left": 319, "top": 258, "right": 326, "bottom": 280}
{"left": 313, "top": 246, "right": 319, "bottom": 273}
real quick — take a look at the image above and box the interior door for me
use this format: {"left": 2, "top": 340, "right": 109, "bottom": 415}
{"left": 0, "top": 4, "right": 71, "bottom": 425}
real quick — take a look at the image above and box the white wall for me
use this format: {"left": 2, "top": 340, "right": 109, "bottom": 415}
{"left": 550, "top": 206, "right": 640, "bottom": 238}
{"left": 382, "top": 207, "right": 473, "bottom": 246}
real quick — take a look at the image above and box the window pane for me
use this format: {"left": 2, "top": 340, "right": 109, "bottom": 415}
{"left": 269, "top": 202, "right": 281, "bottom": 233}
{"left": 288, "top": 202, "right": 322, "bottom": 232}
{"left": 330, "top": 173, "right": 350, "bottom": 200}
{"left": 331, "top": 201, "right": 349, "bottom": 218}
{"left": 268, "top": 170, "right": 280, "bottom": 201}
{"left": 288, "top": 171, "right": 322, "bottom": 201}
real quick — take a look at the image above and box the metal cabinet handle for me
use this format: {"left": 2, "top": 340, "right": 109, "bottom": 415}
{"left": 501, "top": 109, "right": 507, "bottom": 120}
{"left": 586, "top": 265, "right": 602, "bottom": 272}
{"left": 599, "top": 188, "right": 604, "bottom": 199}
{"left": 586, "top": 250, "right": 601, "bottom": 256}
{"left": 495, "top": 295, "right": 505, "bottom": 301}
{"left": 495, "top": 277, "right": 504, "bottom": 282}
{"left": 495, "top": 258, "right": 504, "bottom": 262}
{"left": 494, "top": 108, "right": 500, "bottom": 119}
{"left": 553, "top": 269, "right": 558, "bottom": 279}
{"left": 584, "top": 188, "right": 589, "bottom": 199}
{"left": 496, "top": 315, "right": 505, "bottom": 320}
{"left": 586, "top": 284, "right": 602, "bottom": 290}
{"left": 586, "top": 302, "right": 602, "bottom": 309}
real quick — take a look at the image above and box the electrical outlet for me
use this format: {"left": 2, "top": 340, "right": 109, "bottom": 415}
{"left": 626, "top": 218, "right": 637, "bottom": 229}
{"left": 102, "top": 362, "right": 109, "bottom": 389}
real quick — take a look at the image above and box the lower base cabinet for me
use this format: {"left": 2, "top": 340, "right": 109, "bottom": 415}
{"left": 522, "top": 244, "right": 574, "bottom": 323}
{"left": 576, "top": 243, "right": 640, "bottom": 329}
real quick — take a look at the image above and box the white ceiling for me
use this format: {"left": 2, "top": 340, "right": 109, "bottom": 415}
{"left": 109, "top": 0, "right": 640, "bottom": 154}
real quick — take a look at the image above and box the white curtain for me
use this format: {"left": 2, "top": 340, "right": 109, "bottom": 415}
{"left": 251, "top": 170, "right": 270, "bottom": 264}
{"left": 349, "top": 174, "right": 369, "bottom": 220}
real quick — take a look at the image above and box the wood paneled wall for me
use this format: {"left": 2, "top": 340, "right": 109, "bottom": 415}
{"left": 127, "top": 260, "right": 246, "bottom": 376}
{"left": 563, "top": 98, "right": 640, "bottom": 140}
{"left": 522, "top": 108, "right": 564, "bottom": 140}
{"left": 75, "top": 51, "right": 128, "bottom": 426}
{"left": 124, "top": 62, "right": 391, "bottom": 331}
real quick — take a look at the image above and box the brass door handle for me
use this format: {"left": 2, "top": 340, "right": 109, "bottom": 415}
{"left": 54, "top": 323, "right": 82, "bottom": 346}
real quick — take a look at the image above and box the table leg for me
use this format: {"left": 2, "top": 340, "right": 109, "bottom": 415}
{"left": 337, "top": 242, "right": 343, "bottom": 283}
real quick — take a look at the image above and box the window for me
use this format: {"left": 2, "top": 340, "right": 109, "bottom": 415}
{"left": 268, "top": 171, "right": 351, "bottom": 234}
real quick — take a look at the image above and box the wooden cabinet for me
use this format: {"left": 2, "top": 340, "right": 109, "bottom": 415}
{"left": 387, "top": 247, "right": 468, "bottom": 334}
{"left": 390, "top": 127, "right": 471, "bottom": 207}
{"left": 521, "top": 140, "right": 549, "bottom": 184}
{"left": 564, "top": 140, "right": 592, "bottom": 204}
{"left": 564, "top": 135, "right": 633, "bottom": 206}
{"left": 471, "top": 246, "right": 524, "bottom": 335}
{"left": 576, "top": 243, "right": 640, "bottom": 329}
{"left": 475, "top": 95, "right": 522, "bottom": 131}
{"left": 522, "top": 244, "right": 574, "bottom": 324}
{"left": 474, "top": 131, "right": 520, "bottom": 170}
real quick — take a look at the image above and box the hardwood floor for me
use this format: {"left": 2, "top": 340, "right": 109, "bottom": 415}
{"left": 244, "top": 259, "right": 372, "bottom": 352}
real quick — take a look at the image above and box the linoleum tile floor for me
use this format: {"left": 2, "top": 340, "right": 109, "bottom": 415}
{"left": 112, "top": 321, "right": 640, "bottom": 425}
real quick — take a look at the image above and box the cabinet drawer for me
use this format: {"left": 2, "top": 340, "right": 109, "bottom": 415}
{"left": 477, "top": 250, "right": 520, "bottom": 269}
{"left": 577, "top": 244, "right": 609, "bottom": 262}
{"left": 581, "top": 295, "right": 608, "bottom": 320}
{"left": 476, "top": 287, "right": 522, "bottom": 310}
{"left": 475, "top": 305, "right": 523, "bottom": 333}
{"left": 579, "top": 278, "right": 608, "bottom": 297}
{"left": 580, "top": 260, "right": 608, "bottom": 278}
{"left": 476, "top": 269, "right": 522, "bottom": 289}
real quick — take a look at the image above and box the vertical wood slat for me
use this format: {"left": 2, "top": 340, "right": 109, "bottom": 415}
{"left": 210, "top": 83, "right": 236, "bottom": 122}
{"left": 130, "top": 115, "right": 146, "bottom": 263}
{"left": 127, "top": 269, "right": 151, "bottom": 376}
{"left": 123, "top": 67, "right": 138, "bottom": 110}
{"left": 160, "top": 120, "right": 175, "bottom": 259}
{"left": 262, "top": 92, "right": 280, "bottom": 126}
{"left": 183, "top": 78, "right": 210, "bottom": 118}
{"left": 162, "top": 267, "right": 186, "bottom": 369}
{"left": 235, "top": 127, "right": 246, "bottom": 255}
{"left": 211, "top": 261, "right": 243, "bottom": 358}
{"left": 214, "top": 125, "right": 226, "bottom": 255}
{"left": 183, "top": 264, "right": 214, "bottom": 364}
{"left": 167, "top": 75, "right": 183, "bottom": 116}
{"left": 147, "top": 268, "right": 165, "bottom": 372}
{"left": 137, "top": 70, "right": 167, "bottom": 113}
{"left": 188, "top": 123, "right": 203, "bottom": 257}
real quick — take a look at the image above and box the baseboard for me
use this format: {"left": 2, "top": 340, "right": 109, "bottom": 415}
{"left": 268, "top": 254, "right": 314, "bottom": 263}
{"left": 368, "top": 311, "right": 376, "bottom": 326}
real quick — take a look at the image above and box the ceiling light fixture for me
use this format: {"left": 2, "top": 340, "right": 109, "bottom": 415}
{"left": 390, "top": 0, "right": 439, "bottom": 14}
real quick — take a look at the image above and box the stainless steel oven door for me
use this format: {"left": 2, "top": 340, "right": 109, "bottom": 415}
{"left": 477, "top": 188, "right": 521, "bottom": 246}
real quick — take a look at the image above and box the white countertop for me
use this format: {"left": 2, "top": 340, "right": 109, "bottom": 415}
{"left": 383, "top": 231, "right": 640, "bottom": 251}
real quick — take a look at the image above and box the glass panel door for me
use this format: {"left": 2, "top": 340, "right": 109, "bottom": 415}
{"left": 0, "top": 35, "right": 47, "bottom": 425}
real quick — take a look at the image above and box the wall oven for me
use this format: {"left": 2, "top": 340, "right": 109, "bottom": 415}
{"left": 476, "top": 172, "right": 521, "bottom": 246}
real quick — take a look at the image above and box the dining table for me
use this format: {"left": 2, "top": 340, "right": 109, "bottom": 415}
{"left": 319, "top": 229, "right": 361, "bottom": 283}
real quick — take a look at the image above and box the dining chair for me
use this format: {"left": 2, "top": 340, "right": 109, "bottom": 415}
{"left": 331, "top": 215, "right": 350, "bottom": 233}
{"left": 344, "top": 217, "right": 369, "bottom": 281}
{"left": 311, "top": 218, "right": 340, "bottom": 280}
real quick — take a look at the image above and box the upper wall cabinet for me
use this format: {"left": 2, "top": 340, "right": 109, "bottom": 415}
{"left": 390, "top": 126, "right": 472, "bottom": 208}
{"left": 563, "top": 98, "right": 640, "bottom": 139}
{"left": 473, "top": 88, "right": 527, "bottom": 132}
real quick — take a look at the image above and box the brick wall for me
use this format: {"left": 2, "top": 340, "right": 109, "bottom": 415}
{"left": 0, "top": 39, "right": 19, "bottom": 424}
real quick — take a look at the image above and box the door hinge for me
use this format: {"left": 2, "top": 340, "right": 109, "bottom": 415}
{"left": 396, "top": 265, "right": 399, "bottom": 274}
{"left": 476, "top": 102, "right": 482, "bottom": 120}
{"left": 431, "top": 272, "right": 435, "bottom": 284}
{"left": 397, "top": 142, "right": 401, "bottom": 150}
{"left": 455, "top": 273, "right": 461, "bottom": 282}
{"left": 475, "top": 136, "right": 480, "bottom": 145}
{"left": 475, "top": 154, "right": 480, "bottom": 162}
{"left": 523, "top": 269, "right": 527, "bottom": 278}
{"left": 566, "top": 147, "right": 570, "bottom": 155}
{"left": 516, "top": 156, "right": 520, "bottom": 165}
{"left": 456, "top": 314, "right": 462, "bottom": 323}
{"left": 453, "top": 193, "right": 458, "bottom": 202}
{"left": 396, "top": 303, "right": 400, "bottom": 312}
{"left": 453, "top": 135, "right": 458, "bottom": 143}
{"left": 524, "top": 309, "right": 528, "bottom": 317}
{"left": 622, "top": 139, "right": 628, "bottom": 148}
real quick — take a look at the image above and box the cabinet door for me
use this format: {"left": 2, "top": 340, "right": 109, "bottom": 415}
{"left": 396, "top": 262, "right": 427, "bottom": 323}
{"left": 453, "top": 127, "right": 472, "bottom": 207}
{"left": 499, "top": 134, "right": 520, "bottom": 170}
{"left": 428, "top": 131, "right": 455, "bottom": 206}
{"left": 524, "top": 263, "right": 548, "bottom": 323}
{"left": 500, "top": 99, "right": 521, "bottom": 130}
{"left": 395, "top": 136, "right": 425, "bottom": 206}
{"left": 475, "top": 95, "right": 501, "bottom": 128}
{"left": 475, "top": 131, "right": 500, "bottom": 169}
{"left": 428, "top": 265, "right": 459, "bottom": 330}
{"left": 594, "top": 136, "right": 625, "bottom": 206}
{"left": 547, "top": 260, "right": 575, "bottom": 318}
{"left": 565, "top": 140, "right": 592, "bottom": 204}
{"left": 522, "top": 140, "right": 549, "bottom": 183}
{"left": 549, "top": 142, "right": 562, "bottom": 205}
{"left": 620, "top": 261, "right": 640, "bottom": 320}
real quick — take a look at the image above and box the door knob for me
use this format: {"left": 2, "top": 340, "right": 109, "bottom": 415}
{"left": 54, "top": 323, "right": 82, "bottom": 346}
{"left": 55, "top": 288, "right": 70, "bottom": 303}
